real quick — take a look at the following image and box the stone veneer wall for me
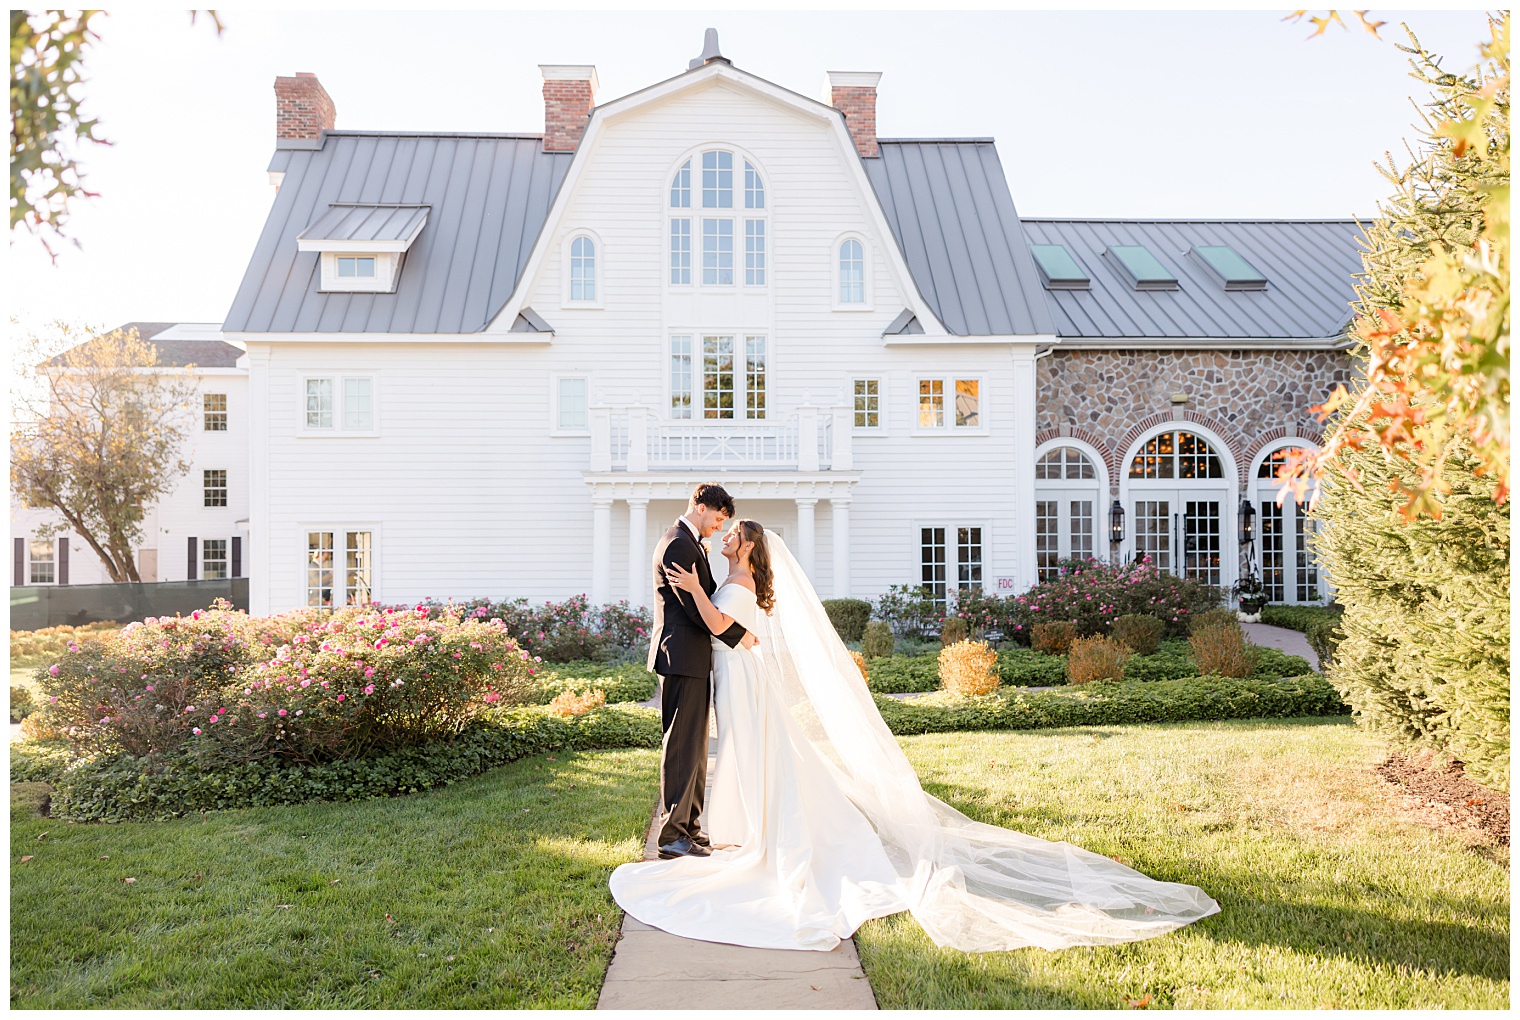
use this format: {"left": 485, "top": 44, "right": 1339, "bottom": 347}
{"left": 1036, "top": 348, "right": 1357, "bottom": 495}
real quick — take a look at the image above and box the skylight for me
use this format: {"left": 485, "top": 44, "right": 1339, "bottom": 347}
{"left": 1191, "top": 245, "right": 1268, "bottom": 291}
{"left": 1106, "top": 245, "right": 1178, "bottom": 291}
{"left": 1029, "top": 244, "right": 1090, "bottom": 290}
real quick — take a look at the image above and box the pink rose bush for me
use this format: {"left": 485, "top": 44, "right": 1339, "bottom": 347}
{"left": 409, "top": 594, "right": 651, "bottom": 663}
{"left": 33, "top": 599, "right": 538, "bottom": 763}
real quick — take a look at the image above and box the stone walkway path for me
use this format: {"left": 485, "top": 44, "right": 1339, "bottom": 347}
{"left": 1241, "top": 622, "right": 1320, "bottom": 671}
{"left": 595, "top": 735, "right": 878, "bottom": 1010}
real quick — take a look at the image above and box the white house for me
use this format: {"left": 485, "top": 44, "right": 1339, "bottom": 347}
{"left": 18, "top": 34, "right": 1360, "bottom": 618}
{"left": 10, "top": 322, "right": 251, "bottom": 588}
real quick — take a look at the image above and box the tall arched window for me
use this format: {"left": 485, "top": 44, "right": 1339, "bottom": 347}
{"left": 839, "top": 239, "right": 865, "bottom": 303}
{"left": 1034, "top": 445, "right": 1103, "bottom": 581}
{"left": 570, "top": 236, "right": 596, "bottom": 301}
{"left": 1254, "top": 447, "right": 1324, "bottom": 603}
{"left": 670, "top": 150, "right": 766, "bottom": 288}
{"left": 1125, "top": 430, "right": 1228, "bottom": 585}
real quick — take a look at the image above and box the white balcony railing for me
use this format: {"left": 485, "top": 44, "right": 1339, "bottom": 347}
{"left": 591, "top": 404, "right": 853, "bottom": 473}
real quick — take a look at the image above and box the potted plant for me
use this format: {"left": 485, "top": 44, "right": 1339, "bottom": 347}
{"left": 1231, "top": 572, "right": 1268, "bottom": 622}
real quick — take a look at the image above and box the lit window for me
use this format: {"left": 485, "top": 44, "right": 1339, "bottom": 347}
{"left": 557, "top": 377, "right": 587, "bottom": 431}
{"left": 853, "top": 379, "right": 880, "bottom": 428}
{"left": 203, "top": 393, "right": 227, "bottom": 431}
{"left": 337, "top": 256, "right": 376, "bottom": 279}
{"left": 918, "top": 379, "right": 944, "bottom": 428}
{"left": 670, "top": 219, "right": 691, "bottom": 285}
{"left": 1129, "top": 431, "right": 1224, "bottom": 479}
{"left": 839, "top": 239, "right": 865, "bottom": 303}
{"left": 1036, "top": 447, "right": 1096, "bottom": 479}
{"left": 701, "top": 150, "right": 733, "bottom": 208}
{"left": 570, "top": 236, "right": 596, "bottom": 301}
{"left": 202, "top": 539, "right": 228, "bottom": 580}
{"left": 954, "top": 380, "right": 980, "bottom": 428}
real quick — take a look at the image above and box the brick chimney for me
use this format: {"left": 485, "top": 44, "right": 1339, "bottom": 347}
{"left": 826, "top": 71, "right": 881, "bottom": 158}
{"left": 274, "top": 72, "right": 336, "bottom": 142}
{"left": 540, "top": 65, "right": 599, "bottom": 152}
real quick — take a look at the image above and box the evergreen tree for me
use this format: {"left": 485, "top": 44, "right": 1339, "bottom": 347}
{"left": 1311, "top": 19, "right": 1510, "bottom": 790}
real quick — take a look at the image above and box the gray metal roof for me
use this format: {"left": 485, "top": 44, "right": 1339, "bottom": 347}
{"left": 225, "top": 132, "right": 572, "bottom": 334}
{"left": 297, "top": 203, "right": 429, "bottom": 246}
{"left": 864, "top": 141, "right": 1057, "bottom": 336}
{"left": 1020, "top": 219, "right": 1365, "bottom": 339}
{"left": 50, "top": 323, "right": 244, "bottom": 368}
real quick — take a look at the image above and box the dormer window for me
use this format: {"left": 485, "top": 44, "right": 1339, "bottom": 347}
{"left": 298, "top": 203, "right": 428, "bottom": 294}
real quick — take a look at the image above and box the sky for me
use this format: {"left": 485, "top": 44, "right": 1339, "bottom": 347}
{"left": 6, "top": 6, "right": 1495, "bottom": 335}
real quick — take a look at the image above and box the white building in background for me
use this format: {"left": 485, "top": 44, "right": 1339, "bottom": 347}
{"left": 16, "top": 34, "right": 1360, "bottom": 617}
{"left": 10, "top": 323, "right": 251, "bottom": 588}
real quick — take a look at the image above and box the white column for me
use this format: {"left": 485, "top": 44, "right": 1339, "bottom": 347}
{"left": 591, "top": 497, "right": 612, "bottom": 605}
{"left": 627, "top": 498, "right": 648, "bottom": 605}
{"left": 795, "top": 498, "right": 818, "bottom": 581}
{"left": 1012, "top": 347, "right": 1039, "bottom": 592}
{"left": 831, "top": 498, "right": 851, "bottom": 597}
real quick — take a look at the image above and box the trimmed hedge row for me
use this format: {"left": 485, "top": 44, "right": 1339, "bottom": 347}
{"left": 12, "top": 704, "right": 661, "bottom": 824}
{"left": 1259, "top": 604, "right": 1343, "bottom": 634}
{"left": 534, "top": 661, "right": 657, "bottom": 704}
{"left": 874, "top": 674, "right": 1349, "bottom": 736}
{"left": 865, "top": 642, "right": 1311, "bottom": 694}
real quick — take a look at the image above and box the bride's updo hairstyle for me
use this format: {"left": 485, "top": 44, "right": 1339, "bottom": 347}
{"left": 736, "top": 519, "right": 776, "bottom": 614}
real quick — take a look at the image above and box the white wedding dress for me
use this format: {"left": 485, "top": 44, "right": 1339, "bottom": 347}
{"left": 610, "top": 535, "right": 1221, "bottom": 953}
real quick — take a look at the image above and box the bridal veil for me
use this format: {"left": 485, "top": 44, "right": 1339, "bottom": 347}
{"left": 751, "top": 531, "right": 1221, "bottom": 952}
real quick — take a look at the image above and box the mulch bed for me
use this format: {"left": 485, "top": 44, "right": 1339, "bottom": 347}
{"left": 1374, "top": 752, "right": 1508, "bottom": 847}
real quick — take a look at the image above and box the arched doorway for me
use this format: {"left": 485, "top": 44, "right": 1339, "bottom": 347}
{"left": 1251, "top": 445, "right": 1327, "bottom": 604}
{"left": 1121, "top": 427, "right": 1235, "bottom": 587}
{"left": 1033, "top": 441, "right": 1107, "bottom": 582}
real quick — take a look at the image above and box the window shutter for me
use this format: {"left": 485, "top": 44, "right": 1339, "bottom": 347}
{"left": 231, "top": 536, "right": 242, "bottom": 578}
{"left": 14, "top": 538, "right": 23, "bottom": 586}
{"left": 58, "top": 539, "right": 69, "bottom": 586}
{"left": 187, "top": 537, "right": 198, "bottom": 580}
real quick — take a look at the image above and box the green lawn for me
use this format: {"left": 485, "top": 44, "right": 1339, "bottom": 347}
{"left": 855, "top": 717, "right": 1509, "bottom": 1009}
{"left": 10, "top": 748, "right": 659, "bottom": 1008}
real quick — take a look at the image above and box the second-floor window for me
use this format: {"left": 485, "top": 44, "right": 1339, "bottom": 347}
{"left": 204, "top": 469, "right": 227, "bottom": 507}
{"left": 854, "top": 379, "right": 881, "bottom": 428}
{"left": 570, "top": 236, "right": 596, "bottom": 301}
{"left": 670, "top": 334, "right": 766, "bottom": 421}
{"left": 304, "top": 376, "right": 376, "bottom": 433}
{"left": 204, "top": 393, "right": 227, "bottom": 431}
{"left": 917, "top": 377, "right": 984, "bottom": 432}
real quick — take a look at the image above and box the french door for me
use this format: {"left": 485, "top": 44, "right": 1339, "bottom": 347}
{"left": 1259, "top": 496, "right": 1321, "bottom": 603}
{"left": 1130, "top": 491, "right": 1225, "bottom": 586}
{"left": 1034, "top": 496, "right": 1098, "bottom": 581}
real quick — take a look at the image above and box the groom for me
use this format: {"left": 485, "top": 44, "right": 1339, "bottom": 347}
{"left": 648, "top": 482, "right": 757, "bottom": 860}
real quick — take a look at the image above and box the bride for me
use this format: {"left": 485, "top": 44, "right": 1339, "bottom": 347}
{"left": 608, "top": 519, "right": 1220, "bottom": 953}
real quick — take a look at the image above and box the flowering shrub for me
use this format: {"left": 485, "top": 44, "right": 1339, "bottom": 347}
{"left": 416, "top": 595, "right": 652, "bottom": 663}
{"left": 1031, "top": 622, "right": 1077, "bottom": 656}
{"left": 549, "top": 688, "right": 606, "bottom": 718}
{"left": 1005, "top": 558, "right": 1222, "bottom": 640}
{"left": 34, "top": 599, "right": 538, "bottom": 765}
{"left": 939, "top": 639, "right": 1000, "bottom": 697}
{"left": 1067, "top": 635, "right": 1131, "bottom": 685}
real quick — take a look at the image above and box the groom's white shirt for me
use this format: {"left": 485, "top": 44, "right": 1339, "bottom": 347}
{"left": 677, "top": 516, "right": 702, "bottom": 548}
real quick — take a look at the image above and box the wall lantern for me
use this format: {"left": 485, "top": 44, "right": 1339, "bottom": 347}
{"left": 1108, "top": 499, "right": 1125, "bottom": 545}
{"left": 1238, "top": 498, "right": 1257, "bottom": 548}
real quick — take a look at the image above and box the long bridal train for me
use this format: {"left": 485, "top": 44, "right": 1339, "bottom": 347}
{"left": 610, "top": 535, "right": 1220, "bottom": 953}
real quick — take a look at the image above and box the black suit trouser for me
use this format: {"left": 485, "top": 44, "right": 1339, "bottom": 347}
{"left": 657, "top": 672, "right": 710, "bottom": 846}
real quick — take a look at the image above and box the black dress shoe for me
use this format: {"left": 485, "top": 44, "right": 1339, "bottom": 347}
{"left": 657, "top": 837, "right": 711, "bottom": 860}
{"left": 689, "top": 832, "right": 712, "bottom": 848}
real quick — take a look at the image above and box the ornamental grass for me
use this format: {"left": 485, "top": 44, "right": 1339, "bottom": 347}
{"left": 939, "top": 639, "right": 999, "bottom": 697}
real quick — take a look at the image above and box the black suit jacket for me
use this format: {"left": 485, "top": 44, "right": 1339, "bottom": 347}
{"left": 647, "top": 522, "right": 748, "bottom": 677}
